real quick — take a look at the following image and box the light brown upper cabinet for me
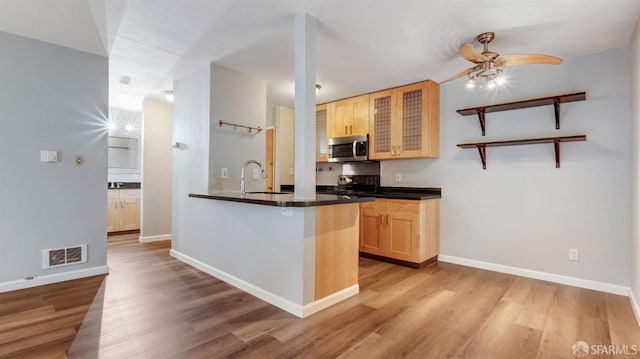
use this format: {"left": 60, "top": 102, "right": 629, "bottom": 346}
{"left": 369, "top": 80, "right": 439, "bottom": 160}
{"left": 328, "top": 94, "right": 370, "bottom": 138}
{"left": 316, "top": 104, "right": 328, "bottom": 162}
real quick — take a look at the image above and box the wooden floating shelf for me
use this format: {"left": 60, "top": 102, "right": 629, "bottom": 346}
{"left": 457, "top": 135, "right": 587, "bottom": 169}
{"left": 456, "top": 92, "right": 586, "bottom": 136}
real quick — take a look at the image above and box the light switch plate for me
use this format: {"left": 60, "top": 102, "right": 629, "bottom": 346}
{"left": 221, "top": 168, "right": 228, "bottom": 179}
{"left": 40, "top": 150, "right": 58, "bottom": 163}
{"left": 253, "top": 168, "right": 260, "bottom": 179}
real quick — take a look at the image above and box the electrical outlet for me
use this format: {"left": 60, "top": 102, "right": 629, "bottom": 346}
{"left": 569, "top": 248, "right": 579, "bottom": 261}
{"left": 289, "top": 167, "right": 294, "bottom": 175}
{"left": 282, "top": 208, "right": 293, "bottom": 216}
{"left": 253, "top": 168, "right": 260, "bottom": 179}
{"left": 395, "top": 173, "right": 402, "bottom": 182}
{"left": 221, "top": 168, "right": 228, "bottom": 179}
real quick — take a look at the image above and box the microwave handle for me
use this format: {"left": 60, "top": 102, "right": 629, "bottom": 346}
{"left": 353, "top": 141, "right": 357, "bottom": 157}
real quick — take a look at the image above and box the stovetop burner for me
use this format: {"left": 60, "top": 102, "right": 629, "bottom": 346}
{"left": 335, "top": 175, "right": 380, "bottom": 194}
{"left": 337, "top": 175, "right": 380, "bottom": 186}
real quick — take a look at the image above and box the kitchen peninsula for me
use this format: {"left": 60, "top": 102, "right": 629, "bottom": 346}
{"left": 172, "top": 191, "right": 374, "bottom": 318}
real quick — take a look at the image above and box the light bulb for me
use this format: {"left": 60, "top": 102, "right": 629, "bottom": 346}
{"left": 162, "top": 90, "right": 174, "bottom": 102}
{"left": 496, "top": 76, "right": 506, "bottom": 85}
{"left": 487, "top": 78, "right": 496, "bottom": 89}
{"left": 126, "top": 124, "right": 133, "bottom": 132}
{"left": 465, "top": 78, "right": 475, "bottom": 89}
{"left": 107, "top": 122, "right": 117, "bottom": 130}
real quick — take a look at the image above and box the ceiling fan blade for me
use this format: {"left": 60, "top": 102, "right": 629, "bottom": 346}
{"left": 459, "top": 43, "right": 488, "bottom": 63}
{"left": 441, "top": 66, "right": 477, "bottom": 84}
{"left": 494, "top": 54, "right": 563, "bottom": 67}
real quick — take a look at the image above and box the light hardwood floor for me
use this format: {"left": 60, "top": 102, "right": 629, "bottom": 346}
{"left": 1, "top": 232, "right": 638, "bottom": 358}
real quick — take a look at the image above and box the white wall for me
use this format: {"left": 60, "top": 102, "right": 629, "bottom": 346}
{"left": 382, "top": 48, "right": 631, "bottom": 286}
{"left": 172, "top": 63, "right": 316, "bottom": 308}
{"left": 0, "top": 31, "right": 108, "bottom": 286}
{"left": 141, "top": 98, "right": 173, "bottom": 240}
{"left": 209, "top": 64, "right": 267, "bottom": 192}
{"left": 172, "top": 65, "right": 211, "bottom": 249}
{"left": 630, "top": 18, "right": 640, "bottom": 309}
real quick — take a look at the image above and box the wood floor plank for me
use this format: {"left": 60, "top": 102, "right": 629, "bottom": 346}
{"left": 0, "top": 232, "right": 636, "bottom": 358}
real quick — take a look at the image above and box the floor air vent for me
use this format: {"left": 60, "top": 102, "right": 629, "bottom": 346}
{"left": 42, "top": 245, "right": 87, "bottom": 269}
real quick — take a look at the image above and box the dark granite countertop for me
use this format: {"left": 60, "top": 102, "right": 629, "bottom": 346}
{"left": 280, "top": 185, "right": 441, "bottom": 200}
{"left": 108, "top": 182, "right": 141, "bottom": 189}
{"left": 188, "top": 191, "right": 375, "bottom": 207}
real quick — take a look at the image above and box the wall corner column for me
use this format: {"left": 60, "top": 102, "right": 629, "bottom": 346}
{"left": 293, "top": 12, "right": 317, "bottom": 200}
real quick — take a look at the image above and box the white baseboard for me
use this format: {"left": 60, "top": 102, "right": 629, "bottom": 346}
{"left": 0, "top": 265, "right": 109, "bottom": 293}
{"left": 139, "top": 234, "right": 172, "bottom": 243}
{"left": 438, "top": 255, "right": 629, "bottom": 296}
{"left": 170, "top": 249, "right": 358, "bottom": 318}
{"left": 302, "top": 284, "right": 359, "bottom": 318}
{"left": 170, "top": 249, "right": 305, "bottom": 317}
{"left": 629, "top": 289, "right": 640, "bottom": 326}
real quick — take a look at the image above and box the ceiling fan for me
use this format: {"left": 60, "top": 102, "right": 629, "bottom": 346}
{"left": 442, "top": 32, "right": 562, "bottom": 88}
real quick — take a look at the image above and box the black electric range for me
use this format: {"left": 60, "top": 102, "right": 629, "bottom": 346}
{"left": 283, "top": 175, "right": 441, "bottom": 200}
{"left": 330, "top": 175, "right": 379, "bottom": 195}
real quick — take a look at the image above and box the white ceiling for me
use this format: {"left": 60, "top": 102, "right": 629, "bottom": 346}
{"left": 1, "top": 0, "right": 639, "bottom": 112}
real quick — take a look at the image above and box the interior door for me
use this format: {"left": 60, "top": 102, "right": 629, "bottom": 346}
{"left": 265, "top": 128, "right": 274, "bottom": 191}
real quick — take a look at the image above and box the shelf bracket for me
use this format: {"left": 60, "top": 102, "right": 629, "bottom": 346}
{"left": 554, "top": 139, "right": 560, "bottom": 168}
{"left": 476, "top": 110, "right": 486, "bottom": 136}
{"left": 553, "top": 98, "right": 560, "bottom": 130}
{"left": 476, "top": 145, "right": 487, "bottom": 170}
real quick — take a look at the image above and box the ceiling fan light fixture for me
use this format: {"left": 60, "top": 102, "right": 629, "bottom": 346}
{"left": 466, "top": 78, "right": 476, "bottom": 89}
{"left": 444, "top": 31, "right": 561, "bottom": 89}
{"left": 486, "top": 78, "right": 496, "bottom": 89}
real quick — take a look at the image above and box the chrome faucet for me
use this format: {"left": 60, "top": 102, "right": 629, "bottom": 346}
{"left": 240, "top": 160, "right": 267, "bottom": 195}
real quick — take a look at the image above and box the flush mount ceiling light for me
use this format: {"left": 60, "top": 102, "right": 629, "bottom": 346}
{"left": 125, "top": 124, "right": 134, "bottom": 132}
{"left": 315, "top": 84, "right": 321, "bottom": 93}
{"left": 443, "top": 32, "right": 562, "bottom": 90}
{"left": 162, "top": 90, "right": 174, "bottom": 102}
{"left": 119, "top": 76, "right": 131, "bottom": 87}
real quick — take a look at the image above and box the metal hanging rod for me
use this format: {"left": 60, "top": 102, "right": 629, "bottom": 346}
{"left": 218, "top": 120, "right": 263, "bottom": 133}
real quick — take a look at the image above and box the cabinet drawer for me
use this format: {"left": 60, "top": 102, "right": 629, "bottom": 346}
{"left": 119, "top": 189, "right": 140, "bottom": 199}
{"left": 107, "top": 190, "right": 120, "bottom": 199}
{"left": 384, "top": 199, "right": 419, "bottom": 214}
{"left": 360, "top": 199, "right": 385, "bottom": 211}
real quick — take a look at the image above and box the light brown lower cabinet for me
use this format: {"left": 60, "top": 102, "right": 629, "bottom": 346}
{"left": 360, "top": 198, "right": 439, "bottom": 266}
{"left": 315, "top": 203, "right": 359, "bottom": 300}
{"left": 107, "top": 189, "right": 140, "bottom": 232}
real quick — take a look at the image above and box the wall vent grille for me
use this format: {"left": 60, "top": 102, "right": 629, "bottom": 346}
{"left": 42, "top": 245, "right": 87, "bottom": 269}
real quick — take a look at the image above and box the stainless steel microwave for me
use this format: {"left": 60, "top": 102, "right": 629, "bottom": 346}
{"left": 328, "top": 134, "right": 369, "bottom": 162}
